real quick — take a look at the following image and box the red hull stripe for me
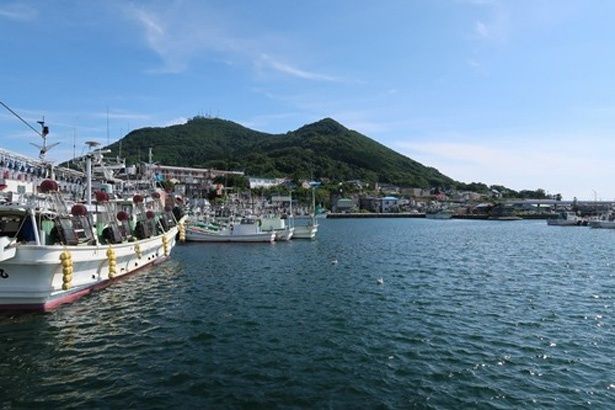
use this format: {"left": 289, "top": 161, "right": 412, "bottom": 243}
{"left": 0, "top": 256, "right": 169, "bottom": 312}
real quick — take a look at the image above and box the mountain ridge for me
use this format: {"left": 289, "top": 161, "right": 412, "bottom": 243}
{"left": 106, "top": 116, "right": 457, "bottom": 188}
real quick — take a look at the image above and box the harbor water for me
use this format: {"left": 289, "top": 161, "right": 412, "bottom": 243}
{"left": 1, "top": 219, "right": 614, "bottom": 408}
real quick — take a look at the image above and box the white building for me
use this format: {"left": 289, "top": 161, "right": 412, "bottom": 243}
{"left": 249, "top": 177, "right": 288, "bottom": 189}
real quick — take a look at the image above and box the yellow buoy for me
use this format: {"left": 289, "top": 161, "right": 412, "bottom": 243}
{"left": 178, "top": 223, "right": 186, "bottom": 242}
{"left": 60, "top": 249, "right": 73, "bottom": 290}
{"left": 162, "top": 236, "right": 169, "bottom": 256}
{"left": 107, "top": 247, "right": 117, "bottom": 279}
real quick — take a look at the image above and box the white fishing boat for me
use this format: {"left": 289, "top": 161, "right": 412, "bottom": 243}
{"left": 425, "top": 209, "right": 454, "bottom": 219}
{"left": 185, "top": 217, "right": 275, "bottom": 243}
{"left": 589, "top": 213, "right": 615, "bottom": 229}
{"left": 292, "top": 219, "right": 318, "bottom": 239}
{"left": 292, "top": 187, "right": 319, "bottom": 240}
{"left": 0, "top": 179, "right": 184, "bottom": 311}
{"left": 547, "top": 211, "right": 581, "bottom": 226}
{"left": 0, "top": 107, "right": 185, "bottom": 311}
{"left": 260, "top": 216, "right": 294, "bottom": 241}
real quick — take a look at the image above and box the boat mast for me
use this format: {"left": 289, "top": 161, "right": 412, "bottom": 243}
{"left": 289, "top": 191, "right": 293, "bottom": 216}
{"left": 86, "top": 154, "right": 92, "bottom": 205}
{"left": 311, "top": 187, "right": 316, "bottom": 223}
{"left": 84, "top": 141, "right": 101, "bottom": 205}
{"left": 34, "top": 119, "right": 58, "bottom": 179}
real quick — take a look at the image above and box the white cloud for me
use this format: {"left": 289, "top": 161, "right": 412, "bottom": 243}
{"left": 456, "top": 0, "right": 498, "bottom": 5}
{"left": 475, "top": 20, "right": 489, "bottom": 38}
{"left": 92, "top": 111, "right": 151, "bottom": 121}
{"left": 0, "top": 3, "right": 37, "bottom": 21}
{"left": 162, "top": 117, "right": 188, "bottom": 127}
{"left": 257, "top": 54, "right": 339, "bottom": 82}
{"left": 393, "top": 136, "right": 615, "bottom": 200}
{"left": 469, "top": 1, "right": 510, "bottom": 44}
{"left": 123, "top": 3, "right": 340, "bottom": 81}
{"left": 129, "top": 7, "right": 188, "bottom": 74}
{"left": 466, "top": 58, "right": 480, "bottom": 68}
{"left": 239, "top": 112, "right": 302, "bottom": 131}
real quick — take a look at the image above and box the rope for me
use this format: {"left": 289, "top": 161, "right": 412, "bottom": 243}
{"left": 0, "top": 100, "right": 43, "bottom": 137}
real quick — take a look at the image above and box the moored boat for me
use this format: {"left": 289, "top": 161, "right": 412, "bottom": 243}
{"left": 425, "top": 209, "right": 454, "bottom": 219}
{"left": 185, "top": 217, "right": 275, "bottom": 243}
{"left": 292, "top": 222, "right": 318, "bottom": 239}
{"left": 547, "top": 211, "right": 582, "bottom": 226}
{"left": 589, "top": 220, "right": 615, "bottom": 229}
{"left": 292, "top": 214, "right": 319, "bottom": 239}
{"left": 260, "top": 215, "right": 294, "bottom": 241}
{"left": 0, "top": 180, "right": 184, "bottom": 311}
{"left": 0, "top": 106, "right": 186, "bottom": 311}
{"left": 588, "top": 213, "right": 615, "bottom": 229}
{"left": 292, "top": 187, "right": 319, "bottom": 240}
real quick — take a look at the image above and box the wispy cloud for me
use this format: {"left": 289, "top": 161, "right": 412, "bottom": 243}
{"left": 92, "top": 110, "right": 151, "bottom": 121}
{"left": 257, "top": 54, "right": 339, "bottom": 82}
{"left": 161, "top": 117, "right": 188, "bottom": 127}
{"left": 474, "top": 20, "right": 489, "bottom": 38}
{"left": 473, "top": 13, "right": 509, "bottom": 43}
{"left": 466, "top": 58, "right": 480, "bottom": 68}
{"left": 394, "top": 135, "right": 615, "bottom": 199}
{"left": 455, "top": 0, "right": 498, "bottom": 5}
{"left": 463, "top": 0, "right": 509, "bottom": 43}
{"left": 123, "top": 3, "right": 341, "bottom": 81}
{"left": 0, "top": 3, "right": 37, "bottom": 21}
{"left": 239, "top": 112, "right": 303, "bottom": 131}
{"left": 129, "top": 7, "right": 189, "bottom": 74}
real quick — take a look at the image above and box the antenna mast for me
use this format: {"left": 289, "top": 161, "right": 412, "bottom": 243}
{"left": 73, "top": 128, "right": 77, "bottom": 162}
{"left": 106, "top": 106, "right": 110, "bottom": 146}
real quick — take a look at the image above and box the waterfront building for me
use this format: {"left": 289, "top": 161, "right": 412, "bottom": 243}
{"left": 376, "top": 183, "right": 400, "bottom": 195}
{"left": 400, "top": 187, "right": 433, "bottom": 199}
{"left": 335, "top": 198, "right": 356, "bottom": 212}
{"left": 360, "top": 196, "right": 399, "bottom": 213}
{"left": 249, "top": 177, "right": 288, "bottom": 189}
{"left": 143, "top": 163, "right": 243, "bottom": 196}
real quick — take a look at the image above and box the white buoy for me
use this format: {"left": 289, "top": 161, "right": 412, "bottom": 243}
{"left": 377, "top": 277, "right": 384, "bottom": 285}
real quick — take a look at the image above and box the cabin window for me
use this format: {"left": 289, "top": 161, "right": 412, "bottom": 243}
{"left": 0, "top": 214, "right": 25, "bottom": 237}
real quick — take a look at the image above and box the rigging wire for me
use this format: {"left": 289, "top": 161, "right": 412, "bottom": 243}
{"left": 0, "top": 99, "right": 43, "bottom": 137}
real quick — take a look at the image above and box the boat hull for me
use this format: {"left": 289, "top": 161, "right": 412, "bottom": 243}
{"left": 547, "top": 219, "right": 579, "bottom": 226}
{"left": 185, "top": 228, "right": 274, "bottom": 243}
{"left": 0, "top": 227, "right": 178, "bottom": 311}
{"left": 273, "top": 228, "right": 294, "bottom": 241}
{"left": 589, "top": 220, "right": 615, "bottom": 229}
{"left": 293, "top": 224, "right": 318, "bottom": 239}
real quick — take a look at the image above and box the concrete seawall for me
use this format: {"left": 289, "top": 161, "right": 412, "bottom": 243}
{"left": 327, "top": 213, "right": 554, "bottom": 220}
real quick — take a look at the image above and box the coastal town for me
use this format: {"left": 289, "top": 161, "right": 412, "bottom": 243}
{"left": 2, "top": 143, "right": 613, "bottom": 224}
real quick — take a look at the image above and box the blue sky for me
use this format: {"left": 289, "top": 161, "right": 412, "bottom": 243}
{"left": 1, "top": 0, "right": 615, "bottom": 199}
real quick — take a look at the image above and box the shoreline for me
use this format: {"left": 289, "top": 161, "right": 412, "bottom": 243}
{"left": 327, "top": 213, "right": 555, "bottom": 220}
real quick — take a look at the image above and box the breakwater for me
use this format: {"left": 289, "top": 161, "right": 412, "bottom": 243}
{"left": 327, "top": 212, "right": 426, "bottom": 218}
{"left": 328, "top": 213, "right": 555, "bottom": 219}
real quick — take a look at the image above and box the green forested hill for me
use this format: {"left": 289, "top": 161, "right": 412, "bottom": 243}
{"left": 106, "top": 117, "right": 457, "bottom": 188}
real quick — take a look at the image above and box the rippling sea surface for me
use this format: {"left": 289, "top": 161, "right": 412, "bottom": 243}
{"left": 1, "top": 219, "right": 615, "bottom": 408}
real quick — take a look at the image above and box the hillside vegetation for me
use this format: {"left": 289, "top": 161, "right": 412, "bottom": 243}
{"left": 107, "top": 117, "right": 456, "bottom": 188}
